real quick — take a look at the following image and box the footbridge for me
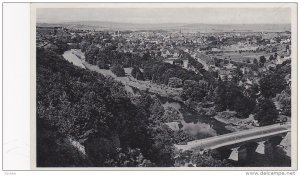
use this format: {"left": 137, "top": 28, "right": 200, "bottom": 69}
{"left": 175, "top": 123, "right": 291, "bottom": 161}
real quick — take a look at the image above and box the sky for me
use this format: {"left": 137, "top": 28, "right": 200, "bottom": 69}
{"left": 37, "top": 8, "right": 291, "bottom": 24}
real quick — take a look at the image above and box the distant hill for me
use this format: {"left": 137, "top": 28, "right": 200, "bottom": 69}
{"left": 180, "top": 23, "right": 291, "bottom": 33}
{"left": 37, "top": 21, "right": 291, "bottom": 33}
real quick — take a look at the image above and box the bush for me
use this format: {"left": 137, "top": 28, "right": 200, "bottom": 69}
{"left": 168, "top": 77, "right": 183, "bottom": 88}
{"left": 162, "top": 106, "right": 181, "bottom": 122}
{"left": 103, "top": 148, "right": 155, "bottom": 167}
{"left": 131, "top": 67, "right": 144, "bottom": 80}
{"left": 97, "top": 60, "right": 109, "bottom": 69}
{"left": 175, "top": 150, "right": 232, "bottom": 167}
{"left": 280, "top": 97, "right": 291, "bottom": 117}
{"left": 111, "top": 64, "right": 125, "bottom": 77}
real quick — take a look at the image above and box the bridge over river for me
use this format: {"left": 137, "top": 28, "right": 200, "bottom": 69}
{"left": 175, "top": 123, "right": 291, "bottom": 161}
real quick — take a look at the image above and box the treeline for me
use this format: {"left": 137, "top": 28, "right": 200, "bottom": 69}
{"left": 82, "top": 37, "right": 217, "bottom": 88}
{"left": 213, "top": 80, "right": 256, "bottom": 118}
{"left": 80, "top": 32, "right": 151, "bottom": 69}
{"left": 143, "top": 61, "right": 203, "bottom": 85}
{"left": 255, "top": 60, "right": 291, "bottom": 125}
{"left": 84, "top": 44, "right": 149, "bottom": 68}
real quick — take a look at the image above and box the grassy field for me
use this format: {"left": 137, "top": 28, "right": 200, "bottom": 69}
{"left": 211, "top": 51, "right": 281, "bottom": 63}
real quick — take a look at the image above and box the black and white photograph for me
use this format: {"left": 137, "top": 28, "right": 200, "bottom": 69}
{"left": 32, "top": 3, "right": 297, "bottom": 169}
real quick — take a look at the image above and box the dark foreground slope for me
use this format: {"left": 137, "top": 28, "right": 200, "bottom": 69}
{"left": 36, "top": 48, "right": 177, "bottom": 167}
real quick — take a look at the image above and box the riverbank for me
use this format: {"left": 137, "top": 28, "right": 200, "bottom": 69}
{"left": 212, "top": 111, "right": 258, "bottom": 132}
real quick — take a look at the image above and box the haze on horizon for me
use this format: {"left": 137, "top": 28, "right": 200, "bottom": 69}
{"left": 37, "top": 8, "right": 291, "bottom": 25}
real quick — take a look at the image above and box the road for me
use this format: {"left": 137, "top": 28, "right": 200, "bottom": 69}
{"left": 175, "top": 123, "right": 291, "bottom": 151}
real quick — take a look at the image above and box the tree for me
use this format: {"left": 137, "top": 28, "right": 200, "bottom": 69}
{"left": 146, "top": 124, "right": 175, "bottom": 167}
{"left": 149, "top": 96, "right": 165, "bottom": 123}
{"left": 53, "top": 39, "right": 69, "bottom": 54}
{"left": 259, "top": 73, "right": 285, "bottom": 98}
{"left": 231, "top": 66, "right": 243, "bottom": 83}
{"left": 214, "top": 80, "right": 241, "bottom": 111}
{"left": 162, "top": 106, "right": 181, "bottom": 123}
{"left": 253, "top": 58, "right": 258, "bottom": 65}
{"left": 111, "top": 64, "right": 125, "bottom": 77}
{"left": 188, "top": 58, "right": 203, "bottom": 71}
{"left": 274, "top": 52, "right": 278, "bottom": 59}
{"left": 142, "top": 52, "right": 151, "bottom": 63}
{"left": 281, "top": 97, "right": 291, "bottom": 117}
{"left": 135, "top": 71, "right": 144, "bottom": 81}
{"left": 213, "top": 80, "right": 227, "bottom": 111}
{"left": 213, "top": 79, "right": 255, "bottom": 117}
{"left": 259, "top": 56, "right": 266, "bottom": 64}
{"left": 131, "top": 67, "right": 144, "bottom": 80}
{"left": 182, "top": 80, "right": 208, "bottom": 102}
{"left": 247, "top": 83, "right": 260, "bottom": 100}
{"left": 97, "top": 60, "right": 109, "bottom": 69}
{"left": 143, "top": 63, "right": 154, "bottom": 80}
{"left": 160, "top": 68, "right": 177, "bottom": 84}
{"left": 168, "top": 77, "right": 183, "bottom": 88}
{"left": 269, "top": 55, "right": 274, "bottom": 61}
{"left": 254, "top": 98, "right": 279, "bottom": 126}
{"left": 85, "top": 44, "right": 99, "bottom": 65}
{"left": 234, "top": 96, "right": 256, "bottom": 118}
